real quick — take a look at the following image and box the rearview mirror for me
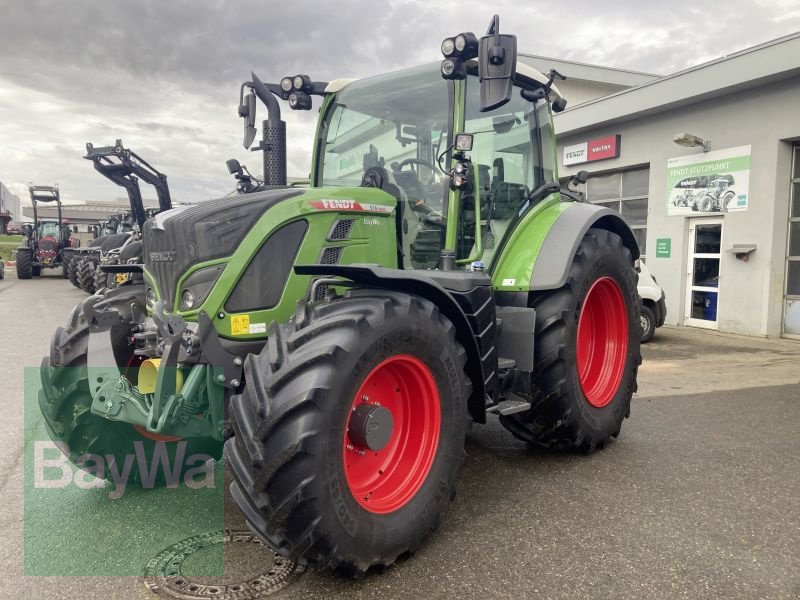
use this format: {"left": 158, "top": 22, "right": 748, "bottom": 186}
{"left": 478, "top": 15, "right": 517, "bottom": 112}
{"left": 239, "top": 91, "right": 257, "bottom": 148}
{"left": 226, "top": 158, "right": 242, "bottom": 175}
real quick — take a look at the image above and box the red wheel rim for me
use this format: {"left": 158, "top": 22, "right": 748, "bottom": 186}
{"left": 576, "top": 276, "right": 629, "bottom": 408}
{"left": 343, "top": 355, "right": 440, "bottom": 514}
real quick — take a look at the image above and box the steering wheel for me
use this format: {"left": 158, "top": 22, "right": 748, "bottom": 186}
{"left": 396, "top": 157, "right": 438, "bottom": 174}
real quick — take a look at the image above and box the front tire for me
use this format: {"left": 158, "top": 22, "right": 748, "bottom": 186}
{"left": 226, "top": 290, "right": 469, "bottom": 574}
{"left": 16, "top": 249, "right": 33, "bottom": 279}
{"left": 500, "top": 228, "right": 640, "bottom": 452}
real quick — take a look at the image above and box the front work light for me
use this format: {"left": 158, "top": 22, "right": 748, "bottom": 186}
{"left": 441, "top": 37, "right": 456, "bottom": 57}
{"left": 454, "top": 133, "right": 474, "bottom": 152}
{"left": 280, "top": 77, "right": 293, "bottom": 92}
{"left": 293, "top": 74, "right": 311, "bottom": 91}
{"left": 441, "top": 58, "right": 466, "bottom": 80}
{"left": 454, "top": 32, "right": 479, "bottom": 59}
{"left": 288, "top": 91, "right": 312, "bottom": 110}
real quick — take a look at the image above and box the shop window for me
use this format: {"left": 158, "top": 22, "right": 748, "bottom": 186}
{"left": 576, "top": 168, "right": 650, "bottom": 258}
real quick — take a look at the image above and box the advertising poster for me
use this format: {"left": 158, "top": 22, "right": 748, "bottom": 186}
{"left": 666, "top": 145, "right": 751, "bottom": 216}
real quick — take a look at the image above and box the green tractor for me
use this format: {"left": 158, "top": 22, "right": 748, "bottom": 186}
{"left": 40, "top": 16, "right": 640, "bottom": 574}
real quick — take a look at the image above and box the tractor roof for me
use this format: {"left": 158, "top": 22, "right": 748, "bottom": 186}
{"left": 324, "top": 61, "right": 563, "bottom": 101}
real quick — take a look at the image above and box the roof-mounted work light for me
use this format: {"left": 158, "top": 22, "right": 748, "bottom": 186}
{"left": 441, "top": 31, "right": 479, "bottom": 80}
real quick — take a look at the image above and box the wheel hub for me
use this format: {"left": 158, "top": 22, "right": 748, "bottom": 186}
{"left": 347, "top": 404, "right": 394, "bottom": 451}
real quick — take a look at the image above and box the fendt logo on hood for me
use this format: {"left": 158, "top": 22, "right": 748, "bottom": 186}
{"left": 309, "top": 199, "right": 394, "bottom": 213}
{"left": 312, "top": 199, "right": 357, "bottom": 210}
{"left": 149, "top": 251, "right": 176, "bottom": 262}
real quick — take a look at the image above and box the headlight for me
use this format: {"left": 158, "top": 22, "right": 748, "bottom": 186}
{"left": 280, "top": 77, "right": 293, "bottom": 92}
{"left": 178, "top": 264, "right": 224, "bottom": 312}
{"left": 181, "top": 288, "right": 196, "bottom": 310}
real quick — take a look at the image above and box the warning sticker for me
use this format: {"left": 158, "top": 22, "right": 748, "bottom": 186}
{"left": 231, "top": 314, "right": 250, "bottom": 336}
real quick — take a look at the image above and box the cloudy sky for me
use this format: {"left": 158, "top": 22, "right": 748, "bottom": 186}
{"left": 1, "top": 0, "right": 798, "bottom": 206}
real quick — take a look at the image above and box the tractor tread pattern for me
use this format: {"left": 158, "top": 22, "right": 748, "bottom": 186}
{"left": 226, "top": 289, "right": 469, "bottom": 575}
{"left": 499, "top": 228, "right": 641, "bottom": 453}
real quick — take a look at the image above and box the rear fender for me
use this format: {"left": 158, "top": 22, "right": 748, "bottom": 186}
{"left": 492, "top": 200, "right": 639, "bottom": 292}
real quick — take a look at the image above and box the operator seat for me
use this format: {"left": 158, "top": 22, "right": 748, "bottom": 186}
{"left": 361, "top": 167, "right": 421, "bottom": 269}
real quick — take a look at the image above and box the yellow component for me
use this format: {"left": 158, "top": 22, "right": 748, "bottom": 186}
{"left": 138, "top": 358, "right": 184, "bottom": 395}
{"left": 115, "top": 273, "right": 128, "bottom": 284}
{"left": 230, "top": 314, "right": 250, "bottom": 336}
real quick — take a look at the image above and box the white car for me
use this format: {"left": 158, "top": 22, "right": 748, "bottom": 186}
{"left": 637, "top": 260, "right": 666, "bottom": 343}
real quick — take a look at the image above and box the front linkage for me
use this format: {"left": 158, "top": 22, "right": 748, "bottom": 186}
{"left": 81, "top": 292, "right": 239, "bottom": 442}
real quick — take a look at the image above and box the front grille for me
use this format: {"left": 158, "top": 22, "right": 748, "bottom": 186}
{"left": 38, "top": 238, "right": 57, "bottom": 252}
{"left": 144, "top": 188, "right": 303, "bottom": 308}
{"left": 319, "top": 246, "right": 343, "bottom": 265}
{"left": 328, "top": 219, "right": 355, "bottom": 240}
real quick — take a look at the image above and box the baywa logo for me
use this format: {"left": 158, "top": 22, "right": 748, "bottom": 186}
{"left": 34, "top": 440, "right": 216, "bottom": 499}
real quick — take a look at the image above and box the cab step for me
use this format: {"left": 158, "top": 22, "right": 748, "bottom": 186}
{"left": 486, "top": 395, "right": 531, "bottom": 416}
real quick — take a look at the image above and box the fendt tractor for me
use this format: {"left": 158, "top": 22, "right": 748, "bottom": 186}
{"left": 66, "top": 140, "right": 172, "bottom": 293}
{"left": 40, "top": 17, "right": 640, "bottom": 574}
{"left": 16, "top": 184, "right": 77, "bottom": 278}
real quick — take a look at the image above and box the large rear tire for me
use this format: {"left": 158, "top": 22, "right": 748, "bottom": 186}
{"left": 226, "top": 289, "right": 469, "bottom": 574}
{"left": 39, "top": 288, "right": 223, "bottom": 486}
{"left": 77, "top": 256, "right": 97, "bottom": 293}
{"left": 499, "top": 228, "right": 640, "bottom": 452}
{"left": 16, "top": 249, "right": 33, "bottom": 279}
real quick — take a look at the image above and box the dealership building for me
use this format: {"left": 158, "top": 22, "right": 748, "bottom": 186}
{"left": 536, "top": 32, "right": 800, "bottom": 338}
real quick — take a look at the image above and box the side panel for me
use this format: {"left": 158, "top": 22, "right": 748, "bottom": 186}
{"left": 491, "top": 198, "right": 640, "bottom": 292}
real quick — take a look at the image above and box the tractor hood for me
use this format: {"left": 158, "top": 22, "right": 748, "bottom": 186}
{"left": 143, "top": 188, "right": 304, "bottom": 308}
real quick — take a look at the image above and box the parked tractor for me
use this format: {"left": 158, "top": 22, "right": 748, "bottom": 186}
{"left": 40, "top": 17, "right": 640, "bottom": 575}
{"left": 68, "top": 141, "right": 172, "bottom": 293}
{"left": 16, "top": 184, "right": 77, "bottom": 278}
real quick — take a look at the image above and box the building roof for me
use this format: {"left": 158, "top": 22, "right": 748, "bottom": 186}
{"left": 555, "top": 31, "right": 800, "bottom": 136}
{"left": 518, "top": 53, "right": 661, "bottom": 87}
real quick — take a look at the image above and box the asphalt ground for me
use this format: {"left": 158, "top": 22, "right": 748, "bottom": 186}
{"left": 0, "top": 272, "right": 798, "bottom": 599}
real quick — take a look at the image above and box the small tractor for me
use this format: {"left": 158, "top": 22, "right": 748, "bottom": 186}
{"left": 66, "top": 140, "right": 172, "bottom": 293}
{"left": 40, "top": 17, "right": 640, "bottom": 575}
{"left": 16, "top": 184, "right": 77, "bottom": 279}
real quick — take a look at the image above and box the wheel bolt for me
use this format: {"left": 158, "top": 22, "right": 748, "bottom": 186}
{"left": 361, "top": 395, "right": 369, "bottom": 402}
{"left": 346, "top": 444, "right": 354, "bottom": 451}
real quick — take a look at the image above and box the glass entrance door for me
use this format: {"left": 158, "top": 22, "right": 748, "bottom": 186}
{"left": 784, "top": 144, "right": 800, "bottom": 336}
{"left": 685, "top": 219, "right": 723, "bottom": 329}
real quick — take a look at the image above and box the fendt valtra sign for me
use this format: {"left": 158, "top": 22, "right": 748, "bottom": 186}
{"left": 563, "top": 134, "right": 621, "bottom": 166}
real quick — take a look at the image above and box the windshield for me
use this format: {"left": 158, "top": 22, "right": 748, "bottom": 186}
{"left": 37, "top": 222, "right": 60, "bottom": 237}
{"left": 319, "top": 64, "right": 450, "bottom": 207}
{"left": 319, "top": 64, "right": 452, "bottom": 269}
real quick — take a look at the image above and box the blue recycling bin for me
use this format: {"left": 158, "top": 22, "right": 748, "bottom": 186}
{"left": 703, "top": 292, "right": 718, "bottom": 321}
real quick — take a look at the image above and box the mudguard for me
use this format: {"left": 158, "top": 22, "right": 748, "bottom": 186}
{"left": 530, "top": 202, "right": 639, "bottom": 291}
{"left": 294, "top": 264, "right": 496, "bottom": 423}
